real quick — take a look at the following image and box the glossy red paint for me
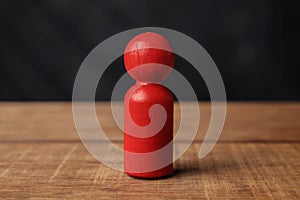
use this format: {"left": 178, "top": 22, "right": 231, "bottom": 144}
{"left": 123, "top": 32, "right": 174, "bottom": 178}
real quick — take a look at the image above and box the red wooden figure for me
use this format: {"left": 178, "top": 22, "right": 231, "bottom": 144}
{"left": 123, "top": 32, "right": 175, "bottom": 178}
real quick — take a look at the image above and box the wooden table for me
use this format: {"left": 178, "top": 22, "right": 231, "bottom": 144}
{"left": 0, "top": 102, "right": 299, "bottom": 199}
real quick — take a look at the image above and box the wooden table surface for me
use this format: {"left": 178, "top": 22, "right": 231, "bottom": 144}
{"left": 0, "top": 102, "right": 299, "bottom": 199}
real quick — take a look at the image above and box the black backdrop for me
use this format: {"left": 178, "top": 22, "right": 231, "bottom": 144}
{"left": 0, "top": 0, "right": 298, "bottom": 101}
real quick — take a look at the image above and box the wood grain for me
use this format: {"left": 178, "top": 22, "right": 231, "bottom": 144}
{"left": 0, "top": 102, "right": 299, "bottom": 199}
{"left": 1, "top": 102, "right": 299, "bottom": 142}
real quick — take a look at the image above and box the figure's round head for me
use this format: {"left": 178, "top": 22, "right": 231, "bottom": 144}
{"left": 124, "top": 32, "right": 174, "bottom": 82}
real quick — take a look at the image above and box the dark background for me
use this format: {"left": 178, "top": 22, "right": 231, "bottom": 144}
{"left": 0, "top": 0, "right": 299, "bottom": 101}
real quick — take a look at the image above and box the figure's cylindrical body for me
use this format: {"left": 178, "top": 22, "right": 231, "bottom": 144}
{"left": 124, "top": 83, "right": 173, "bottom": 178}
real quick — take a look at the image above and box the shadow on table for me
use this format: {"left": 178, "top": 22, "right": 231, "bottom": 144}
{"left": 174, "top": 155, "right": 240, "bottom": 178}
